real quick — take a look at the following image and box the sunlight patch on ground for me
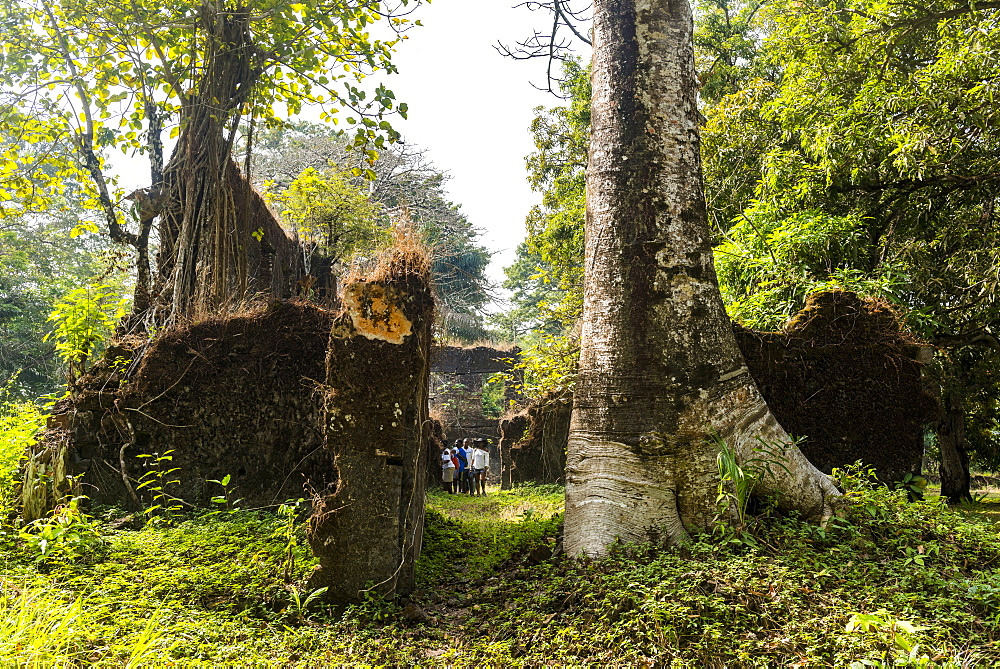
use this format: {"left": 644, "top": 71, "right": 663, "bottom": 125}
{"left": 427, "top": 485, "right": 564, "bottom": 522}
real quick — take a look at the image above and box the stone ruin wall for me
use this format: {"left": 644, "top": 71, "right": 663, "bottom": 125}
{"left": 498, "top": 391, "right": 571, "bottom": 489}
{"left": 428, "top": 345, "right": 520, "bottom": 478}
{"left": 735, "top": 290, "right": 937, "bottom": 486}
{"left": 499, "top": 291, "right": 938, "bottom": 489}
{"left": 29, "top": 302, "right": 336, "bottom": 517}
{"left": 23, "top": 252, "right": 434, "bottom": 603}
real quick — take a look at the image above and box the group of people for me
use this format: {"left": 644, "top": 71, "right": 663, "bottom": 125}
{"left": 441, "top": 438, "right": 490, "bottom": 495}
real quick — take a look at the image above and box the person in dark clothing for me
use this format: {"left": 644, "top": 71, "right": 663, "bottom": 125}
{"left": 453, "top": 439, "right": 469, "bottom": 494}
{"left": 461, "top": 438, "right": 475, "bottom": 494}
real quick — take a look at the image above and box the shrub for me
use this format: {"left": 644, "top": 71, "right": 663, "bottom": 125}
{"left": 0, "top": 399, "right": 45, "bottom": 515}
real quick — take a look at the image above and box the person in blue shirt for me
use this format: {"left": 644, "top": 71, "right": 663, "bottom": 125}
{"left": 462, "top": 438, "right": 476, "bottom": 494}
{"left": 453, "top": 439, "right": 469, "bottom": 494}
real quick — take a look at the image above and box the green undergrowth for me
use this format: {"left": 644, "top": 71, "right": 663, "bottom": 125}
{"left": 418, "top": 484, "right": 564, "bottom": 583}
{"left": 0, "top": 469, "right": 999, "bottom": 664}
{"left": 0, "top": 400, "right": 44, "bottom": 518}
{"left": 408, "top": 474, "right": 1000, "bottom": 666}
{"left": 0, "top": 509, "right": 325, "bottom": 664}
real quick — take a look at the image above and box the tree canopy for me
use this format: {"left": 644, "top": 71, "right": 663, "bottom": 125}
{"left": 0, "top": 211, "right": 120, "bottom": 397}
{"left": 502, "top": 0, "right": 1000, "bottom": 490}
{"left": 703, "top": 0, "right": 1000, "bottom": 497}
{"left": 253, "top": 122, "right": 493, "bottom": 342}
{"left": 0, "top": 0, "right": 420, "bottom": 324}
{"left": 706, "top": 0, "right": 1000, "bottom": 333}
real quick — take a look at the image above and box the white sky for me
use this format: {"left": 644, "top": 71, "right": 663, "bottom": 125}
{"left": 382, "top": 0, "right": 565, "bottom": 295}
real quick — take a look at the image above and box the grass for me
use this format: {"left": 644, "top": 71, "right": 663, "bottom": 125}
{"left": 411, "top": 474, "right": 1000, "bottom": 666}
{"left": 0, "top": 401, "right": 44, "bottom": 518}
{"left": 427, "top": 482, "right": 564, "bottom": 523}
{"left": 0, "top": 584, "right": 171, "bottom": 667}
{"left": 2, "top": 462, "right": 1000, "bottom": 664}
{"left": 923, "top": 481, "right": 1000, "bottom": 522}
{"left": 0, "top": 483, "right": 566, "bottom": 665}
{"left": 0, "top": 509, "right": 325, "bottom": 664}
{"left": 417, "top": 484, "right": 563, "bottom": 585}
{"left": 966, "top": 497, "right": 1000, "bottom": 524}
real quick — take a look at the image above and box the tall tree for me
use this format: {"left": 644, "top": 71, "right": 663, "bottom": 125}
{"left": 494, "top": 60, "right": 588, "bottom": 395}
{"left": 693, "top": 0, "right": 772, "bottom": 104}
{"left": 564, "top": 0, "right": 840, "bottom": 555}
{"left": 265, "top": 166, "right": 385, "bottom": 281}
{"left": 703, "top": 0, "right": 1000, "bottom": 501}
{"left": 0, "top": 0, "right": 419, "bottom": 327}
{"left": 253, "top": 123, "right": 493, "bottom": 342}
{"left": 517, "top": 59, "right": 589, "bottom": 333}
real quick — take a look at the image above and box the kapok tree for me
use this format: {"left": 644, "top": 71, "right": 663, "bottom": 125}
{"left": 0, "top": 0, "right": 420, "bottom": 327}
{"left": 564, "top": 0, "right": 841, "bottom": 555}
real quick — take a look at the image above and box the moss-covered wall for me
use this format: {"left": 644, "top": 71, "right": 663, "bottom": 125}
{"left": 227, "top": 162, "right": 304, "bottom": 302}
{"left": 26, "top": 301, "right": 335, "bottom": 516}
{"left": 735, "top": 290, "right": 936, "bottom": 486}
{"left": 429, "top": 345, "right": 520, "bottom": 445}
{"left": 498, "top": 391, "right": 571, "bottom": 488}
{"left": 23, "top": 248, "right": 435, "bottom": 603}
{"left": 307, "top": 254, "right": 433, "bottom": 601}
{"left": 497, "top": 291, "right": 936, "bottom": 488}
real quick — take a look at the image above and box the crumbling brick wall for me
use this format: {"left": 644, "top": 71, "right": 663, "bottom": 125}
{"left": 23, "top": 246, "right": 434, "bottom": 603}
{"left": 498, "top": 391, "right": 571, "bottom": 488}
{"left": 307, "top": 248, "right": 433, "bottom": 601}
{"left": 429, "top": 345, "right": 520, "bottom": 478}
{"left": 734, "top": 290, "right": 936, "bottom": 486}
{"left": 25, "top": 301, "right": 335, "bottom": 517}
{"left": 496, "top": 291, "right": 936, "bottom": 488}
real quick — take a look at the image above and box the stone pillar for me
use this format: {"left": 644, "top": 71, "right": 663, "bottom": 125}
{"left": 498, "top": 413, "right": 528, "bottom": 490}
{"left": 307, "top": 260, "right": 433, "bottom": 603}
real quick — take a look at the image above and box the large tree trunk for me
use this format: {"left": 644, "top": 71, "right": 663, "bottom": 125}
{"left": 565, "top": 0, "right": 841, "bottom": 555}
{"left": 155, "top": 115, "right": 248, "bottom": 323}
{"left": 938, "top": 390, "right": 972, "bottom": 503}
{"left": 144, "top": 3, "right": 264, "bottom": 326}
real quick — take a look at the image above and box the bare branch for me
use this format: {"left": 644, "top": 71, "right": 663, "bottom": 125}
{"left": 496, "top": 0, "right": 592, "bottom": 95}
{"left": 42, "top": 3, "right": 137, "bottom": 249}
{"left": 934, "top": 330, "right": 1000, "bottom": 354}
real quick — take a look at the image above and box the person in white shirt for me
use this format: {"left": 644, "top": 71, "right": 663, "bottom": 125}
{"left": 470, "top": 439, "right": 490, "bottom": 496}
{"left": 441, "top": 446, "right": 457, "bottom": 493}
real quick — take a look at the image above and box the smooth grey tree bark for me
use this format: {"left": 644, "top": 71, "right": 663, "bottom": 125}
{"left": 564, "top": 0, "right": 842, "bottom": 556}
